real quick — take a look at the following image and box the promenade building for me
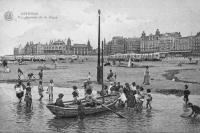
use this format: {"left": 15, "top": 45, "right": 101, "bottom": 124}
{"left": 159, "top": 32, "right": 181, "bottom": 53}
{"left": 125, "top": 37, "right": 141, "bottom": 53}
{"left": 173, "top": 36, "right": 194, "bottom": 56}
{"left": 193, "top": 32, "right": 200, "bottom": 56}
{"left": 105, "top": 36, "right": 126, "bottom": 54}
{"left": 44, "top": 40, "right": 67, "bottom": 54}
{"left": 140, "top": 29, "right": 160, "bottom": 53}
{"left": 141, "top": 29, "right": 182, "bottom": 54}
{"left": 14, "top": 47, "right": 19, "bottom": 55}
{"left": 71, "top": 40, "right": 93, "bottom": 55}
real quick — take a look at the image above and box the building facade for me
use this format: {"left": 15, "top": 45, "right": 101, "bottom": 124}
{"left": 71, "top": 40, "right": 93, "bottom": 55}
{"left": 193, "top": 32, "right": 200, "bottom": 56}
{"left": 125, "top": 38, "right": 141, "bottom": 53}
{"left": 140, "top": 29, "right": 182, "bottom": 53}
{"left": 140, "top": 30, "right": 160, "bottom": 53}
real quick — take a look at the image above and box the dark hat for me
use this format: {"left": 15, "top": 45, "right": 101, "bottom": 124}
{"left": 58, "top": 93, "right": 64, "bottom": 98}
{"left": 73, "top": 86, "right": 77, "bottom": 90}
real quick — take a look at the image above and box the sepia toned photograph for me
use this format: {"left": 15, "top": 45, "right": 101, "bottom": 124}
{"left": 0, "top": 0, "right": 200, "bottom": 132}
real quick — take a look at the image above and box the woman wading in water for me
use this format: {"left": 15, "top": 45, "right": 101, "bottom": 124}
{"left": 143, "top": 66, "right": 150, "bottom": 85}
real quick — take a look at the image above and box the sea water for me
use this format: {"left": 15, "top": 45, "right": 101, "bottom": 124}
{"left": 0, "top": 83, "right": 200, "bottom": 132}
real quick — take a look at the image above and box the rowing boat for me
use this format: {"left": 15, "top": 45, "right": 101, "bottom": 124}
{"left": 46, "top": 95, "right": 119, "bottom": 118}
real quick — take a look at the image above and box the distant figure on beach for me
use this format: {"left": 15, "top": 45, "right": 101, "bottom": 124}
{"left": 52, "top": 59, "right": 57, "bottom": 69}
{"left": 77, "top": 100, "right": 85, "bottom": 120}
{"left": 27, "top": 73, "right": 35, "bottom": 80}
{"left": 107, "top": 69, "right": 114, "bottom": 81}
{"left": 146, "top": 89, "right": 152, "bottom": 109}
{"left": 14, "top": 81, "right": 25, "bottom": 103}
{"left": 4, "top": 66, "right": 10, "bottom": 73}
{"left": 143, "top": 66, "right": 150, "bottom": 85}
{"left": 24, "top": 82, "right": 32, "bottom": 108}
{"left": 55, "top": 93, "right": 65, "bottom": 107}
{"left": 38, "top": 69, "right": 43, "bottom": 80}
{"left": 2, "top": 60, "right": 8, "bottom": 68}
{"left": 2, "top": 60, "right": 8, "bottom": 72}
{"left": 183, "top": 84, "right": 190, "bottom": 105}
{"left": 38, "top": 81, "right": 44, "bottom": 101}
{"left": 72, "top": 86, "right": 79, "bottom": 103}
{"left": 87, "top": 72, "right": 91, "bottom": 81}
{"left": 47, "top": 79, "right": 54, "bottom": 101}
{"left": 189, "top": 57, "right": 192, "bottom": 62}
{"left": 18, "top": 68, "right": 24, "bottom": 80}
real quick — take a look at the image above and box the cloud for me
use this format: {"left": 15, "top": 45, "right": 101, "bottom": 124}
{"left": 0, "top": 0, "right": 200, "bottom": 55}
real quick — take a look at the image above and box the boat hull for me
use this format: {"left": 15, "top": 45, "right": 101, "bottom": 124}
{"left": 46, "top": 95, "right": 119, "bottom": 118}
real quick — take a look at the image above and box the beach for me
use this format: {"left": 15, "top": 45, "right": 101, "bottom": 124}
{"left": 1, "top": 56, "right": 200, "bottom": 95}
{"left": 1, "top": 56, "right": 200, "bottom": 132}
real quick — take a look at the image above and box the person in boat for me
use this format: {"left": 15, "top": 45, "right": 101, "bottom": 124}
{"left": 72, "top": 86, "right": 79, "bottom": 103}
{"left": 47, "top": 79, "right": 54, "bottom": 101}
{"left": 99, "top": 85, "right": 108, "bottom": 96}
{"left": 38, "top": 69, "right": 43, "bottom": 80}
{"left": 130, "top": 82, "right": 137, "bottom": 92}
{"left": 107, "top": 69, "right": 114, "bottom": 81}
{"left": 77, "top": 100, "right": 85, "bottom": 120}
{"left": 83, "top": 81, "right": 93, "bottom": 96}
{"left": 24, "top": 82, "right": 32, "bottom": 108}
{"left": 14, "top": 80, "right": 25, "bottom": 103}
{"left": 183, "top": 84, "right": 190, "bottom": 105}
{"left": 18, "top": 68, "right": 24, "bottom": 80}
{"left": 85, "top": 89, "right": 97, "bottom": 107}
{"left": 146, "top": 89, "right": 152, "bottom": 109}
{"left": 143, "top": 66, "right": 150, "bottom": 85}
{"left": 115, "top": 82, "right": 121, "bottom": 92}
{"left": 109, "top": 82, "right": 117, "bottom": 94}
{"left": 55, "top": 93, "right": 65, "bottom": 107}
{"left": 38, "top": 81, "right": 44, "bottom": 101}
{"left": 118, "top": 86, "right": 127, "bottom": 107}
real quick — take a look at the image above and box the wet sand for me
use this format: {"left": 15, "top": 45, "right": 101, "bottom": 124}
{"left": 0, "top": 56, "right": 200, "bottom": 95}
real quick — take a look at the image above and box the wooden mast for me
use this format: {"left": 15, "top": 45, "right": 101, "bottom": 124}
{"left": 101, "top": 40, "right": 105, "bottom": 103}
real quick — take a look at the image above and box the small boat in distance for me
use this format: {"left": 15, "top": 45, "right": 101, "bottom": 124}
{"left": 46, "top": 95, "right": 119, "bottom": 118}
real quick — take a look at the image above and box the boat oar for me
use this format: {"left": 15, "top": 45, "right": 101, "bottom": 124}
{"left": 101, "top": 104, "right": 126, "bottom": 119}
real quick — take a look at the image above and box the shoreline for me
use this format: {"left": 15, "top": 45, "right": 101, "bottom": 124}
{"left": 1, "top": 58, "right": 200, "bottom": 96}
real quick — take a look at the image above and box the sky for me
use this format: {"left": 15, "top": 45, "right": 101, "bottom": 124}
{"left": 0, "top": 0, "right": 200, "bottom": 56}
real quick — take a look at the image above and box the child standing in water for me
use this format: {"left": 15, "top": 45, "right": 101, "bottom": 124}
{"left": 146, "top": 89, "right": 152, "bottom": 109}
{"left": 14, "top": 81, "right": 25, "bottom": 103}
{"left": 72, "top": 86, "right": 79, "bottom": 103}
{"left": 38, "top": 81, "right": 44, "bottom": 101}
{"left": 47, "top": 79, "right": 54, "bottom": 101}
{"left": 183, "top": 84, "right": 190, "bottom": 105}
